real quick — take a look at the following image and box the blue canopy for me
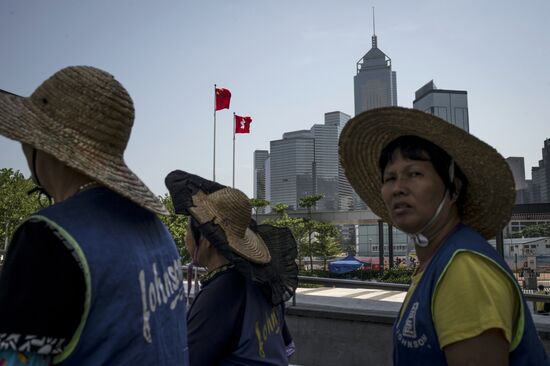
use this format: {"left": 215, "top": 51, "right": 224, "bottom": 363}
{"left": 328, "top": 255, "right": 366, "bottom": 274}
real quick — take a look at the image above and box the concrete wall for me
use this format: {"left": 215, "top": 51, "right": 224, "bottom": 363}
{"left": 286, "top": 304, "right": 550, "bottom": 366}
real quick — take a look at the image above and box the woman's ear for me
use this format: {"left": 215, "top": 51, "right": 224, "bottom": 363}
{"left": 450, "top": 177, "right": 463, "bottom": 203}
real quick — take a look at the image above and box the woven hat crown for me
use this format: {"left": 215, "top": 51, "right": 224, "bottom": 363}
{"left": 0, "top": 65, "right": 168, "bottom": 215}
{"left": 28, "top": 66, "right": 134, "bottom": 157}
{"left": 204, "top": 188, "right": 253, "bottom": 239}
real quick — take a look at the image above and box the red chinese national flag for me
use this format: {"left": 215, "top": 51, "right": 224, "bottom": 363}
{"left": 235, "top": 115, "right": 252, "bottom": 134}
{"left": 215, "top": 87, "right": 231, "bottom": 111}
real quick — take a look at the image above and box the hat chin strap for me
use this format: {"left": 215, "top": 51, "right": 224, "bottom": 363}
{"left": 26, "top": 148, "right": 52, "bottom": 204}
{"left": 406, "top": 190, "right": 449, "bottom": 248}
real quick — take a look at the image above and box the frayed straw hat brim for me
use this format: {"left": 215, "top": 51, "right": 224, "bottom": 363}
{"left": 339, "top": 107, "right": 515, "bottom": 239}
{"left": 165, "top": 170, "right": 298, "bottom": 305}
{"left": 190, "top": 190, "right": 271, "bottom": 264}
{"left": 0, "top": 67, "right": 167, "bottom": 215}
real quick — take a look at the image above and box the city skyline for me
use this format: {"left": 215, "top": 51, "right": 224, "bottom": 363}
{"left": 0, "top": 1, "right": 548, "bottom": 198}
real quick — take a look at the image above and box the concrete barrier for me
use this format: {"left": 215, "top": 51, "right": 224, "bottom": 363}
{"left": 286, "top": 303, "right": 550, "bottom": 366}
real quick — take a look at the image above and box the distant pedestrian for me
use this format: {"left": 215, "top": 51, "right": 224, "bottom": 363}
{"left": 0, "top": 66, "right": 189, "bottom": 365}
{"left": 339, "top": 107, "right": 548, "bottom": 365}
{"left": 166, "top": 170, "right": 298, "bottom": 365}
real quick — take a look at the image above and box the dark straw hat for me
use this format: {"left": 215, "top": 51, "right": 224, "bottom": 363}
{"left": 339, "top": 107, "right": 515, "bottom": 239}
{"left": 165, "top": 170, "right": 298, "bottom": 305}
{"left": 0, "top": 66, "right": 168, "bottom": 215}
{"left": 189, "top": 188, "right": 271, "bottom": 264}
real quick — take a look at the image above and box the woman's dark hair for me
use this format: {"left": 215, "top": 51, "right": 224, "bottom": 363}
{"left": 378, "top": 135, "right": 468, "bottom": 214}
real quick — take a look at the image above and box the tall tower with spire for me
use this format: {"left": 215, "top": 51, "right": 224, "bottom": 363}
{"left": 354, "top": 8, "right": 397, "bottom": 115}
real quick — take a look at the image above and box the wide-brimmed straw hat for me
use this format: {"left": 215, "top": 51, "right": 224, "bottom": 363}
{"left": 0, "top": 66, "right": 167, "bottom": 215}
{"left": 165, "top": 170, "right": 298, "bottom": 305}
{"left": 339, "top": 107, "right": 515, "bottom": 239}
{"left": 189, "top": 188, "right": 271, "bottom": 264}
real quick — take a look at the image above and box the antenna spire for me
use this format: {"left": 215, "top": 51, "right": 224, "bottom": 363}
{"left": 372, "top": 7, "right": 376, "bottom": 36}
{"left": 371, "top": 7, "right": 378, "bottom": 48}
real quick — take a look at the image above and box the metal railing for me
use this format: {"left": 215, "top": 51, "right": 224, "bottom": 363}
{"left": 181, "top": 265, "right": 550, "bottom": 304}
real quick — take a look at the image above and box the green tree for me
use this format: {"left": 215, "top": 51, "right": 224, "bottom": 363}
{"left": 313, "top": 221, "right": 343, "bottom": 270}
{"left": 272, "top": 203, "right": 289, "bottom": 218}
{"left": 515, "top": 224, "right": 550, "bottom": 238}
{"left": 299, "top": 194, "right": 324, "bottom": 272}
{"left": 263, "top": 211, "right": 308, "bottom": 268}
{"left": 157, "top": 194, "right": 190, "bottom": 263}
{"left": 0, "top": 168, "right": 44, "bottom": 250}
{"left": 250, "top": 198, "right": 270, "bottom": 222}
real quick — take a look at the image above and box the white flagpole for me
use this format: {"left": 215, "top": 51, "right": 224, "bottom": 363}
{"left": 232, "top": 112, "right": 236, "bottom": 188}
{"left": 213, "top": 84, "right": 217, "bottom": 181}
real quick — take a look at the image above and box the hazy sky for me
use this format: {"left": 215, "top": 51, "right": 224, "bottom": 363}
{"left": 1, "top": 0, "right": 548, "bottom": 198}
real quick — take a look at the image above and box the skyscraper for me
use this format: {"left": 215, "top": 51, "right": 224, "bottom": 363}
{"left": 531, "top": 138, "right": 550, "bottom": 203}
{"left": 258, "top": 112, "right": 352, "bottom": 212}
{"left": 269, "top": 130, "right": 315, "bottom": 210}
{"left": 352, "top": 15, "right": 397, "bottom": 210}
{"left": 253, "top": 150, "right": 269, "bottom": 212}
{"left": 354, "top": 19, "right": 397, "bottom": 115}
{"left": 312, "top": 111, "right": 351, "bottom": 211}
{"left": 413, "top": 80, "right": 469, "bottom": 132}
{"left": 506, "top": 157, "right": 529, "bottom": 204}
{"left": 253, "top": 150, "right": 269, "bottom": 199}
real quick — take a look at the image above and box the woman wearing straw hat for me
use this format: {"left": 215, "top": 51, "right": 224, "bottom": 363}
{"left": 339, "top": 107, "right": 548, "bottom": 365}
{"left": 165, "top": 170, "right": 298, "bottom": 366}
{"left": 0, "top": 67, "right": 189, "bottom": 365}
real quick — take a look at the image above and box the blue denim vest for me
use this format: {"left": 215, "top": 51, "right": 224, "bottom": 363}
{"left": 393, "top": 224, "right": 548, "bottom": 365}
{"left": 34, "top": 187, "right": 189, "bottom": 365}
{"left": 221, "top": 281, "right": 288, "bottom": 365}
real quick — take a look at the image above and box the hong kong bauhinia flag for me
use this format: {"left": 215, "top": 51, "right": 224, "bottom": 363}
{"left": 215, "top": 88, "right": 231, "bottom": 111}
{"left": 235, "top": 115, "right": 252, "bottom": 134}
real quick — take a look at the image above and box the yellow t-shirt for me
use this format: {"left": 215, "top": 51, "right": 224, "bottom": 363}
{"left": 432, "top": 251, "right": 521, "bottom": 349}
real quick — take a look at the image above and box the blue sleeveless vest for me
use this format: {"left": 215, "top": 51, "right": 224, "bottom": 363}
{"left": 393, "top": 224, "right": 548, "bottom": 366}
{"left": 33, "top": 187, "right": 189, "bottom": 365}
{"left": 221, "top": 280, "right": 288, "bottom": 365}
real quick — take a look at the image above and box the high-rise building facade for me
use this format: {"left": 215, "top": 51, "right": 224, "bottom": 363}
{"left": 264, "top": 156, "right": 271, "bottom": 211}
{"left": 269, "top": 130, "right": 315, "bottom": 210}
{"left": 315, "top": 111, "right": 352, "bottom": 211}
{"left": 311, "top": 123, "right": 338, "bottom": 211}
{"left": 253, "top": 150, "right": 269, "bottom": 214}
{"left": 253, "top": 150, "right": 269, "bottom": 199}
{"left": 506, "top": 157, "right": 529, "bottom": 204}
{"left": 352, "top": 27, "right": 397, "bottom": 210}
{"left": 257, "top": 112, "right": 352, "bottom": 212}
{"left": 413, "top": 80, "right": 469, "bottom": 132}
{"left": 354, "top": 31, "right": 397, "bottom": 115}
{"left": 531, "top": 138, "right": 550, "bottom": 203}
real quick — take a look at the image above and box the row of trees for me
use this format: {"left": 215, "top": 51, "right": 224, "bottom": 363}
{"left": 5, "top": 167, "right": 550, "bottom": 272}
{"left": 511, "top": 224, "right": 550, "bottom": 238}
{"left": 253, "top": 195, "right": 344, "bottom": 271}
{"left": 0, "top": 169, "right": 342, "bottom": 270}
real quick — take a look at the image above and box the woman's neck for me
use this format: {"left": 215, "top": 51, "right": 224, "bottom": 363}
{"left": 205, "top": 252, "right": 230, "bottom": 272}
{"left": 415, "top": 207, "right": 461, "bottom": 273}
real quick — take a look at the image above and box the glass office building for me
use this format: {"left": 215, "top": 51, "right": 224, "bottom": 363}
{"left": 354, "top": 32, "right": 397, "bottom": 115}
{"left": 269, "top": 130, "right": 315, "bottom": 210}
{"left": 413, "top": 80, "right": 469, "bottom": 132}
